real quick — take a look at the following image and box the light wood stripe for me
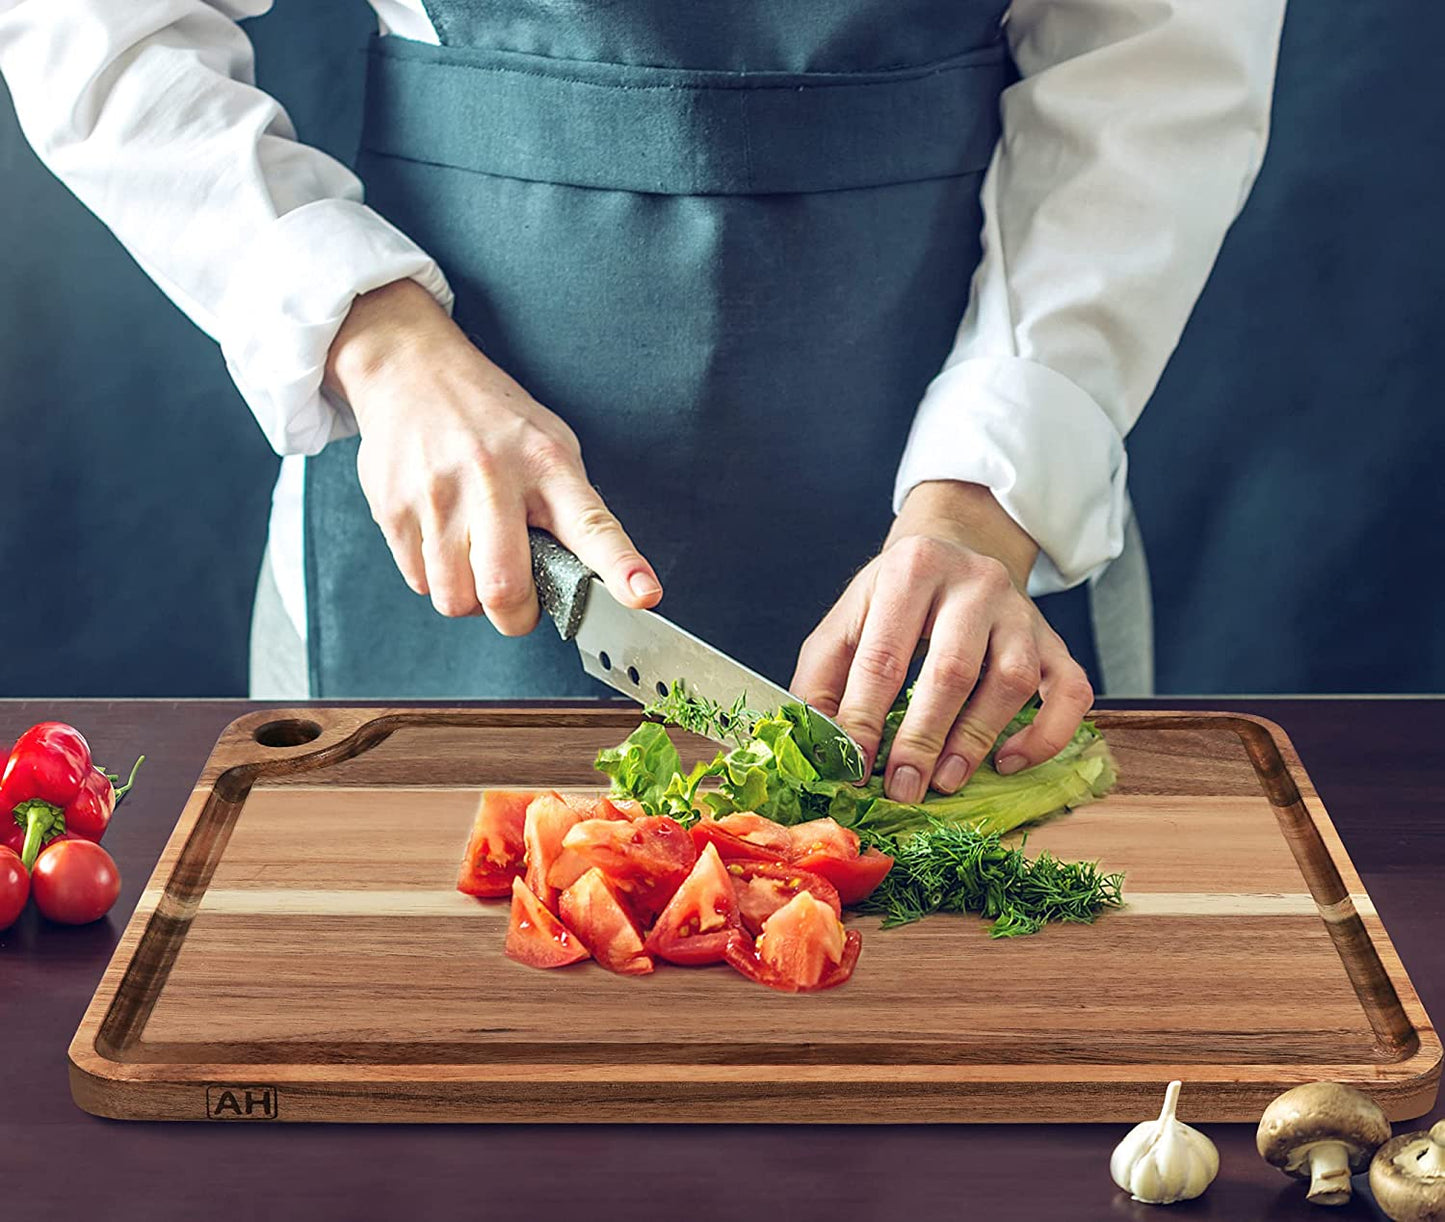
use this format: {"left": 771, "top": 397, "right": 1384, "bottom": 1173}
{"left": 177, "top": 887, "right": 1376, "bottom": 920}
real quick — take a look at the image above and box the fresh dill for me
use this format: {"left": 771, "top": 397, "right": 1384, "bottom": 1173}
{"left": 856, "top": 821, "right": 1125, "bottom": 937}
{"left": 645, "top": 681, "right": 758, "bottom": 749}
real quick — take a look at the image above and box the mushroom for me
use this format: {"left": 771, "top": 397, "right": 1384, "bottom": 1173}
{"left": 1257, "top": 1081, "right": 1391, "bottom": 1206}
{"left": 1369, "top": 1120, "right": 1445, "bottom": 1222}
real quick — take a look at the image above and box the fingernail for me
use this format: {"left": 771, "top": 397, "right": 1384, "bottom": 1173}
{"left": 888, "top": 765, "right": 923, "bottom": 804}
{"left": 996, "top": 754, "right": 1026, "bottom": 775}
{"left": 934, "top": 754, "right": 968, "bottom": 793}
{"left": 628, "top": 571, "right": 661, "bottom": 601}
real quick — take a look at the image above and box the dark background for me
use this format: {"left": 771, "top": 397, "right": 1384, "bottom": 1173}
{"left": 1, "top": 2, "right": 1441, "bottom": 698}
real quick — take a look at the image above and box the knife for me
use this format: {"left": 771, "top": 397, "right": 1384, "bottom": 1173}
{"left": 528, "top": 529, "right": 866, "bottom": 781}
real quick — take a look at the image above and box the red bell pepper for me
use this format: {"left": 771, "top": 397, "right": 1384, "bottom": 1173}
{"left": 0, "top": 722, "right": 143, "bottom": 869}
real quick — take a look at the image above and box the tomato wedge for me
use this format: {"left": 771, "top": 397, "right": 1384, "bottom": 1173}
{"left": 645, "top": 844, "right": 740, "bottom": 965}
{"left": 505, "top": 876, "right": 589, "bottom": 969}
{"left": 599, "top": 797, "right": 645, "bottom": 821}
{"left": 723, "top": 891, "right": 862, "bottom": 992}
{"left": 559, "top": 868, "right": 653, "bottom": 976}
{"left": 523, "top": 793, "right": 585, "bottom": 910}
{"left": 793, "top": 846, "right": 893, "bottom": 906}
{"left": 561, "top": 794, "right": 638, "bottom": 821}
{"left": 725, "top": 859, "right": 841, "bottom": 935}
{"left": 457, "top": 790, "right": 537, "bottom": 898}
{"left": 690, "top": 821, "right": 788, "bottom": 865}
{"left": 562, "top": 815, "right": 697, "bottom": 925}
{"left": 785, "top": 817, "right": 860, "bottom": 861}
{"left": 711, "top": 812, "right": 795, "bottom": 856}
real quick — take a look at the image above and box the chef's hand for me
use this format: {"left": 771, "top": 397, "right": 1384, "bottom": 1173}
{"left": 791, "top": 480, "right": 1093, "bottom": 802}
{"left": 324, "top": 279, "right": 662, "bottom": 632}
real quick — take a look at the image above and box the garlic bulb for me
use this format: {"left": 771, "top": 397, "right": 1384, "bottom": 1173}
{"left": 1111, "top": 1081, "right": 1220, "bottom": 1204}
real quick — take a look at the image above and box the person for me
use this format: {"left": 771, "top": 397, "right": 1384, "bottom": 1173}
{"left": 0, "top": 0, "right": 1285, "bottom": 804}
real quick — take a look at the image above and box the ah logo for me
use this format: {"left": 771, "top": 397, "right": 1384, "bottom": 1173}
{"left": 206, "top": 1085, "right": 279, "bottom": 1120}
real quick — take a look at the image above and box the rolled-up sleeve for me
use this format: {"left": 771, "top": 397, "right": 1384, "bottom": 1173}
{"left": 0, "top": 0, "right": 453, "bottom": 456}
{"left": 894, "top": 0, "right": 1286, "bottom": 595}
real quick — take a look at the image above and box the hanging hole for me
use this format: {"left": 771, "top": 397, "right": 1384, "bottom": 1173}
{"left": 627, "top": 665, "right": 640, "bottom": 685}
{"left": 599, "top": 651, "right": 612, "bottom": 671}
{"left": 718, "top": 713, "right": 731, "bottom": 729}
{"left": 655, "top": 681, "right": 668, "bottom": 697}
{"left": 253, "top": 718, "right": 323, "bottom": 748}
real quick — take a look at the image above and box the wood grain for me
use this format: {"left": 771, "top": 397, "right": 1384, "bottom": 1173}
{"left": 67, "top": 708, "right": 1442, "bottom": 1123}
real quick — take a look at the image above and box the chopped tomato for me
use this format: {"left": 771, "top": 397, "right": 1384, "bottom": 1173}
{"left": 559, "top": 868, "right": 653, "bottom": 976}
{"left": 599, "top": 797, "right": 645, "bottom": 821}
{"left": 711, "top": 812, "right": 796, "bottom": 855}
{"left": 523, "top": 794, "right": 584, "bottom": 911}
{"left": 562, "top": 815, "right": 697, "bottom": 924}
{"left": 725, "top": 859, "right": 841, "bottom": 935}
{"left": 724, "top": 892, "right": 862, "bottom": 992}
{"left": 645, "top": 844, "right": 740, "bottom": 965}
{"left": 561, "top": 794, "right": 637, "bottom": 821}
{"left": 457, "top": 790, "right": 537, "bottom": 898}
{"left": 793, "top": 846, "right": 894, "bottom": 906}
{"left": 785, "top": 817, "right": 860, "bottom": 861}
{"left": 505, "top": 876, "right": 589, "bottom": 968}
{"left": 545, "top": 847, "right": 592, "bottom": 896}
{"left": 690, "top": 821, "right": 790, "bottom": 865}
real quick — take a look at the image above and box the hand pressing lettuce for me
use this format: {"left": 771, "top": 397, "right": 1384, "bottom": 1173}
{"left": 596, "top": 683, "right": 1117, "bottom": 842}
{"left": 594, "top": 684, "right": 1124, "bottom": 937}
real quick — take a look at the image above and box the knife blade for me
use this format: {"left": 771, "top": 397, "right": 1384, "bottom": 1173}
{"left": 528, "top": 529, "right": 866, "bottom": 781}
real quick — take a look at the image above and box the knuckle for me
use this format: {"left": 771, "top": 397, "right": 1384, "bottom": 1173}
{"left": 949, "top": 718, "right": 997, "bottom": 757}
{"left": 1029, "top": 726, "right": 1073, "bottom": 758}
{"left": 888, "top": 534, "right": 942, "bottom": 580}
{"left": 476, "top": 571, "right": 532, "bottom": 612}
{"left": 852, "top": 643, "right": 909, "bottom": 688}
{"left": 994, "top": 657, "right": 1041, "bottom": 696}
{"left": 431, "top": 593, "right": 476, "bottom": 618}
{"left": 523, "top": 433, "right": 573, "bottom": 476}
{"left": 891, "top": 726, "right": 947, "bottom": 760}
{"left": 929, "top": 653, "right": 981, "bottom": 693}
{"left": 1057, "top": 671, "right": 1096, "bottom": 709}
{"left": 972, "top": 554, "right": 1012, "bottom": 592}
{"left": 572, "top": 502, "right": 620, "bottom": 538}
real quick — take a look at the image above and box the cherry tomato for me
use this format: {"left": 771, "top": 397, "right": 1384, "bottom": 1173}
{"left": 30, "top": 839, "right": 121, "bottom": 925}
{"left": 0, "top": 845, "right": 28, "bottom": 931}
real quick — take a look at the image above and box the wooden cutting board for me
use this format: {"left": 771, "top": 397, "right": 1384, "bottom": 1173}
{"left": 69, "top": 707, "right": 1440, "bottom": 1124}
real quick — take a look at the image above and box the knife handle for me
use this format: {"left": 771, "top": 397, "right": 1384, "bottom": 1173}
{"left": 528, "top": 528, "right": 595, "bottom": 640}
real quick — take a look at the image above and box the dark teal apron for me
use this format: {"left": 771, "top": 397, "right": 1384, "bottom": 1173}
{"left": 304, "top": 0, "right": 1103, "bottom": 697}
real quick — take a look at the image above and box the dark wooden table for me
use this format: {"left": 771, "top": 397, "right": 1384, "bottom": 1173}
{"left": 1, "top": 698, "right": 1439, "bottom": 1222}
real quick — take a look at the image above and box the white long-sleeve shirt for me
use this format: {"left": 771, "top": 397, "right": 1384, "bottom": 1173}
{"left": 0, "top": 0, "right": 1285, "bottom": 640}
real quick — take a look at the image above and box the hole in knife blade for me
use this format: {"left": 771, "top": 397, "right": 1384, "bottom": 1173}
{"left": 627, "top": 665, "right": 640, "bottom": 685}
{"left": 655, "top": 681, "right": 668, "bottom": 697}
{"left": 599, "top": 651, "right": 612, "bottom": 671}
